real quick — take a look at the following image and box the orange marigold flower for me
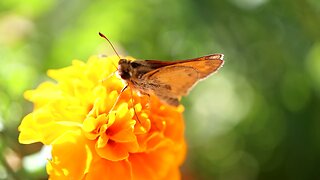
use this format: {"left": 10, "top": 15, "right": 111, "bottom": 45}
{"left": 18, "top": 55, "right": 186, "bottom": 180}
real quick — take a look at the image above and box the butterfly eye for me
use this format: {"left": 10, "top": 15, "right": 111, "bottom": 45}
{"left": 119, "top": 59, "right": 126, "bottom": 64}
{"left": 119, "top": 71, "right": 131, "bottom": 80}
{"left": 131, "top": 62, "right": 140, "bottom": 68}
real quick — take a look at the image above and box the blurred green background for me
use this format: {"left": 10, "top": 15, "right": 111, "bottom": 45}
{"left": 1, "top": 0, "right": 320, "bottom": 179}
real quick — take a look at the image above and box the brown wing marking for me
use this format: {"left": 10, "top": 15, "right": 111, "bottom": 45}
{"left": 154, "top": 95, "right": 179, "bottom": 107}
{"left": 144, "top": 54, "right": 224, "bottom": 65}
{"left": 142, "top": 53, "right": 224, "bottom": 67}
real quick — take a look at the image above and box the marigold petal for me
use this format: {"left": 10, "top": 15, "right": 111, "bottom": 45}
{"left": 47, "top": 130, "right": 94, "bottom": 179}
{"left": 96, "top": 140, "right": 139, "bottom": 161}
{"left": 133, "top": 111, "right": 151, "bottom": 135}
{"left": 129, "top": 136, "right": 186, "bottom": 180}
{"left": 106, "top": 104, "right": 136, "bottom": 143}
{"left": 23, "top": 82, "right": 60, "bottom": 108}
{"left": 146, "top": 133, "right": 173, "bottom": 152}
{"left": 85, "top": 159, "right": 132, "bottom": 180}
{"left": 129, "top": 147, "right": 177, "bottom": 180}
{"left": 110, "top": 127, "right": 136, "bottom": 143}
{"left": 18, "top": 108, "right": 81, "bottom": 144}
{"left": 116, "top": 103, "right": 133, "bottom": 119}
{"left": 106, "top": 112, "right": 116, "bottom": 127}
{"left": 162, "top": 167, "right": 181, "bottom": 180}
{"left": 82, "top": 116, "right": 99, "bottom": 132}
{"left": 97, "top": 131, "right": 109, "bottom": 148}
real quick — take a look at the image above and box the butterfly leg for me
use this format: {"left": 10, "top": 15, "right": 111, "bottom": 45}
{"left": 121, "top": 84, "right": 128, "bottom": 92}
{"left": 135, "top": 90, "right": 151, "bottom": 109}
{"left": 129, "top": 85, "right": 141, "bottom": 124}
{"left": 146, "top": 94, "right": 151, "bottom": 109}
{"left": 106, "top": 84, "right": 128, "bottom": 117}
{"left": 99, "top": 71, "right": 116, "bottom": 83}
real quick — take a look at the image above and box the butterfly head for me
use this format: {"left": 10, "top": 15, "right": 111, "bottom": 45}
{"left": 118, "top": 59, "right": 132, "bottom": 80}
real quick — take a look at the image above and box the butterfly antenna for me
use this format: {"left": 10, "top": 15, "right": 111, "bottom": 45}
{"left": 99, "top": 32, "right": 121, "bottom": 60}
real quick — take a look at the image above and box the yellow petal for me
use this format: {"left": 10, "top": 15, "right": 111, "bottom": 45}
{"left": 47, "top": 130, "right": 94, "bottom": 179}
{"left": 18, "top": 108, "right": 81, "bottom": 145}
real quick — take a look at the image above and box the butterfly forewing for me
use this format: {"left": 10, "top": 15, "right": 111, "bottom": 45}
{"left": 139, "top": 54, "right": 224, "bottom": 106}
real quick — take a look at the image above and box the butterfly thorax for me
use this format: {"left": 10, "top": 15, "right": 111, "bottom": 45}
{"left": 118, "top": 59, "right": 159, "bottom": 95}
{"left": 118, "top": 59, "right": 133, "bottom": 80}
{"left": 118, "top": 59, "right": 155, "bottom": 81}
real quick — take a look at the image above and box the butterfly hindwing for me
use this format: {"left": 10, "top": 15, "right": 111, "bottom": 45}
{"left": 143, "top": 66, "right": 199, "bottom": 97}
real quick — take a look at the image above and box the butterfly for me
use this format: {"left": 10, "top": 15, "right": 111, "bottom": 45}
{"left": 99, "top": 32, "right": 224, "bottom": 107}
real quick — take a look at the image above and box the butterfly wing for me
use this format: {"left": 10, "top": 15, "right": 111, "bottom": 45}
{"left": 141, "top": 55, "right": 224, "bottom": 106}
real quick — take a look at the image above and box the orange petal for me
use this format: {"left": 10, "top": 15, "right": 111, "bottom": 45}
{"left": 85, "top": 159, "right": 132, "bottom": 180}
{"left": 96, "top": 140, "right": 139, "bottom": 161}
{"left": 110, "top": 127, "right": 136, "bottom": 143}
{"left": 161, "top": 167, "right": 181, "bottom": 180}
{"left": 96, "top": 141, "right": 128, "bottom": 161}
{"left": 129, "top": 146, "right": 177, "bottom": 180}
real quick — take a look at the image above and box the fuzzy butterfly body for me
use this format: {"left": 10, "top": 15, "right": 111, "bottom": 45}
{"left": 117, "top": 54, "right": 224, "bottom": 106}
